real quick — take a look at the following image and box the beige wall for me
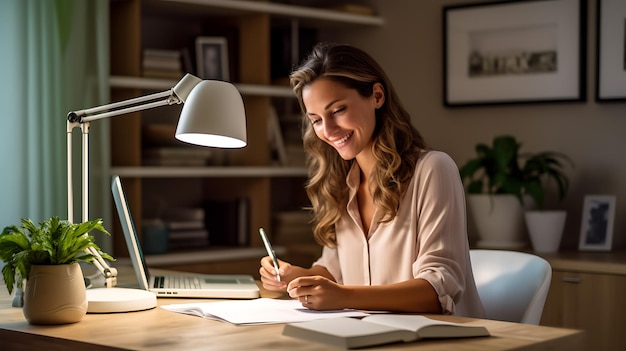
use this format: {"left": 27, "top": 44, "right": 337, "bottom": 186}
{"left": 322, "top": 0, "right": 626, "bottom": 249}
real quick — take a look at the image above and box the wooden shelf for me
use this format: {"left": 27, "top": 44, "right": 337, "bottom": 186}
{"left": 110, "top": 166, "right": 308, "bottom": 178}
{"left": 144, "top": 0, "right": 384, "bottom": 26}
{"left": 110, "top": 76, "right": 295, "bottom": 98}
{"left": 109, "top": 0, "right": 382, "bottom": 263}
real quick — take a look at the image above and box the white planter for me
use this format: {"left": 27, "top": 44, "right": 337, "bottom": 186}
{"left": 525, "top": 210, "right": 566, "bottom": 253}
{"left": 467, "top": 194, "right": 528, "bottom": 249}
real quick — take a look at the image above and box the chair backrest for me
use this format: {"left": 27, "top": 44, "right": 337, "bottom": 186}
{"left": 470, "top": 249, "right": 552, "bottom": 325}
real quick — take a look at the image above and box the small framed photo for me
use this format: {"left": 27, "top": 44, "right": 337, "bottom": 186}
{"left": 195, "top": 37, "right": 229, "bottom": 81}
{"left": 579, "top": 195, "right": 616, "bottom": 251}
{"left": 443, "top": 0, "right": 586, "bottom": 106}
{"left": 596, "top": 0, "right": 626, "bottom": 101}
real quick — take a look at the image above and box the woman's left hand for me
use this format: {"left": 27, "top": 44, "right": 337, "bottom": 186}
{"left": 287, "top": 275, "right": 348, "bottom": 310}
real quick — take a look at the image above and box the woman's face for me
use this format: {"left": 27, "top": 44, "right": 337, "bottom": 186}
{"left": 302, "top": 78, "right": 384, "bottom": 161}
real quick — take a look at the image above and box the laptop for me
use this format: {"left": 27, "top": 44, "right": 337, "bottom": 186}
{"left": 111, "top": 175, "right": 260, "bottom": 299}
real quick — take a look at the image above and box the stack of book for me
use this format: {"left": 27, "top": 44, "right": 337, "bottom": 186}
{"left": 165, "top": 208, "right": 209, "bottom": 250}
{"left": 142, "top": 49, "right": 184, "bottom": 79}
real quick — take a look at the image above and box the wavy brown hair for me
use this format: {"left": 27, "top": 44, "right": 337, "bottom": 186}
{"left": 290, "top": 42, "right": 427, "bottom": 247}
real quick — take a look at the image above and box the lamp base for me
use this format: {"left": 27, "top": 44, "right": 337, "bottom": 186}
{"left": 86, "top": 288, "right": 157, "bottom": 313}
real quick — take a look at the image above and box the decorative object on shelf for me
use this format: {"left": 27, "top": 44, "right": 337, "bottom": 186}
{"left": 0, "top": 217, "right": 112, "bottom": 324}
{"left": 579, "top": 195, "right": 616, "bottom": 252}
{"left": 443, "top": 0, "right": 586, "bottom": 106}
{"left": 66, "top": 73, "right": 247, "bottom": 312}
{"left": 596, "top": 0, "right": 626, "bottom": 101}
{"left": 460, "top": 135, "right": 573, "bottom": 249}
{"left": 525, "top": 211, "right": 567, "bottom": 253}
{"left": 522, "top": 148, "right": 573, "bottom": 253}
{"left": 195, "top": 37, "right": 230, "bottom": 81}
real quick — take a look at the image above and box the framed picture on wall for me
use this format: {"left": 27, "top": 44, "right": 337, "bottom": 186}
{"left": 195, "top": 36, "right": 230, "bottom": 81}
{"left": 443, "top": 0, "right": 586, "bottom": 106}
{"left": 596, "top": 0, "right": 626, "bottom": 101}
{"left": 579, "top": 195, "right": 616, "bottom": 251}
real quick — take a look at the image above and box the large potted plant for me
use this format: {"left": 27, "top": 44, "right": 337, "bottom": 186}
{"left": 459, "top": 135, "right": 572, "bottom": 250}
{"left": 0, "top": 216, "right": 113, "bottom": 324}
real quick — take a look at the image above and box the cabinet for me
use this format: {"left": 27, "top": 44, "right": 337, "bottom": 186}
{"left": 540, "top": 252, "right": 626, "bottom": 351}
{"left": 108, "top": 0, "right": 383, "bottom": 274}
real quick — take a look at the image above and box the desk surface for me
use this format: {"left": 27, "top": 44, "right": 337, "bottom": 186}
{"left": 0, "top": 265, "right": 584, "bottom": 351}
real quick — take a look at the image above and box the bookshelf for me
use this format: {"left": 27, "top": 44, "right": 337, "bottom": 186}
{"left": 109, "top": 0, "right": 383, "bottom": 273}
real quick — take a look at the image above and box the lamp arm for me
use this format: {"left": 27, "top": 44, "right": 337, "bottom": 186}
{"left": 68, "top": 89, "right": 181, "bottom": 123}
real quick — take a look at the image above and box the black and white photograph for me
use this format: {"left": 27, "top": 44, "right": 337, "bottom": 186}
{"left": 579, "top": 195, "right": 616, "bottom": 251}
{"left": 443, "top": 0, "right": 585, "bottom": 106}
{"left": 468, "top": 25, "right": 557, "bottom": 77}
{"left": 596, "top": 0, "right": 626, "bottom": 101}
{"left": 195, "top": 36, "right": 229, "bottom": 81}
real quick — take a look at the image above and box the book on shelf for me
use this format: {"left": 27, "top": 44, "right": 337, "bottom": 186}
{"left": 204, "top": 198, "right": 249, "bottom": 247}
{"left": 164, "top": 208, "right": 210, "bottom": 250}
{"left": 168, "top": 228, "right": 210, "bottom": 250}
{"left": 282, "top": 314, "right": 490, "bottom": 349}
{"left": 142, "top": 67, "right": 184, "bottom": 79}
{"left": 167, "top": 220, "right": 205, "bottom": 231}
{"left": 267, "top": 106, "right": 288, "bottom": 166}
{"left": 142, "top": 48, "right": 184, "bottom": 79}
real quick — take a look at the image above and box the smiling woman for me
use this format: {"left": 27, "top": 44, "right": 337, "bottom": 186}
{"left": 259, "top": 42, "right": 485, "bottom": 318}
{"left": 0, "top": 1, "right": 110, "bottom": 239}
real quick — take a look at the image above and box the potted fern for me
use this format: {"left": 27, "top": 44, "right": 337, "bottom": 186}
{"left": 460, "top": 135, "right": 573, "bottom": 251}
{"left": 0, "top": 216, "right": 113, "bottom": 324}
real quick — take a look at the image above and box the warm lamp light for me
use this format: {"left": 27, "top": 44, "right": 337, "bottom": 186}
{"left": 66, "top": 74, "right": 247, "bottom": 313}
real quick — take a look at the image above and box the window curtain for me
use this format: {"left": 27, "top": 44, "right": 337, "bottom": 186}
{"left": 0, "top": 0, "right": 111, "bottom": 251}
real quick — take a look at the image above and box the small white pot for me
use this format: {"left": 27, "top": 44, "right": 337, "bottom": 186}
{"left": 525, "top": 210, "right": 566, "bottom": 253}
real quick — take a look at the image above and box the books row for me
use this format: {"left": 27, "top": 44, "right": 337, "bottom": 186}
{"left": 142, "top": 48, "right": 191, "bottom": 80}
{"left": 142, "top": 198, "right": 249, "bottom": 253}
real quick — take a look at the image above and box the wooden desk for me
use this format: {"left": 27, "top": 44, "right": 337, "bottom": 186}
{"left": 0, "top": 265, "right": 585, "bottom": 351}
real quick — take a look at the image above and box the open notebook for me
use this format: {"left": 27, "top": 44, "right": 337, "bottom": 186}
{"left": 111, "top": 175, "right": 260, "bottom": 299}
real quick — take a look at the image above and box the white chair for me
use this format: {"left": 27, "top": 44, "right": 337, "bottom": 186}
{"left": 470, "top": 249, "right": 552, "bottom": 325}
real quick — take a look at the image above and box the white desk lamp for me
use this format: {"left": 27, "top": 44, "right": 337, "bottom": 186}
{"left": 67, "top": 74, "right": 247, "bottom": 313}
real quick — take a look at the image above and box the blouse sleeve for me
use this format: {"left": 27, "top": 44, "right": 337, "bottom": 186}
{"left": 312, "top": 245, "right": 343, "bottom": 284}
{"left": 412, "top": 152, "right": 470, "bottom": 315}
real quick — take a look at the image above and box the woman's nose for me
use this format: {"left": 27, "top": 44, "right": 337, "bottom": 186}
{"left": 322, "top": 119, "right": 338, "bottom": 138}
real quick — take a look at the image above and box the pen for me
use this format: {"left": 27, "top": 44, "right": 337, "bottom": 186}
{"left": 259, "top": 227, "right": 281, "bottom": 282}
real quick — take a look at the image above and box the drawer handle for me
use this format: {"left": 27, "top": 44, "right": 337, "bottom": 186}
{"left": 561, "top": 277, "right": 581, "bottom": 283}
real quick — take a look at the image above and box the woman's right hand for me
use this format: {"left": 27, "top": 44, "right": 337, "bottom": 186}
{"left": 259, "top": 256, "right": 291, "bottom": 291}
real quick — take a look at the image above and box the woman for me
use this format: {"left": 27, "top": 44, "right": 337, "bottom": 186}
{"left": 260, "top": 42, "right": 484, "bottom": 317}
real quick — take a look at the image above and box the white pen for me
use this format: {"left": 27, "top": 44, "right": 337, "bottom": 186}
{"left": 259, "top": 227, "right": 281, "bottom": 282}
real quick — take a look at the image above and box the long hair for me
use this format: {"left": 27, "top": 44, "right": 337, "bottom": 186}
{"left": 290, "top": 42, "right": 427, "bottom": 247}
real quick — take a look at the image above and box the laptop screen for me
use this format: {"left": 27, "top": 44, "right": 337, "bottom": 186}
{"left": 111, "top": 175, "right": 152, "bottom": 290}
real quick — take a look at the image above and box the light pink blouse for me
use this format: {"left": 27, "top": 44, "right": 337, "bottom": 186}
{"left": 312, "top": 150, "right": 485, "bottom": 318}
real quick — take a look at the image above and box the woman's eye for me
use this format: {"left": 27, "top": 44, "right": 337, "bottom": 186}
{"left": 310, "top": 118, "right": 322, "bottom": 125}
{"left": 333, "top": 107, "right": 346, "bottom": 115}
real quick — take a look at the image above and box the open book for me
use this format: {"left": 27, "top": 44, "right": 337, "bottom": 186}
{"left": 161, "top": 298, "right": 368, "bottom": 325}
{"left": 282, "top": 314, "right": 490, "bottom": 349}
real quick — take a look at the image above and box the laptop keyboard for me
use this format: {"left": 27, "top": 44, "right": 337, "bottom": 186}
{"left": 153, "top": 275, "right": 201, "bottom": 289}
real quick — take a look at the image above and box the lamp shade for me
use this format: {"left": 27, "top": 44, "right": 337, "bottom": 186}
{"left": 175, "top": 80, "right": 247, "bottom": 148}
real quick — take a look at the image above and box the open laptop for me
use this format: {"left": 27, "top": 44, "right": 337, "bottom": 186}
{"left": 111, "top": 175, "right": 260, "bottom": 299}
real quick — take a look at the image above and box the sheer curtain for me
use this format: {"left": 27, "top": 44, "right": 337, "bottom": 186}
{"left": 0, "top": 0, "right": 111, "bottom": 251}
